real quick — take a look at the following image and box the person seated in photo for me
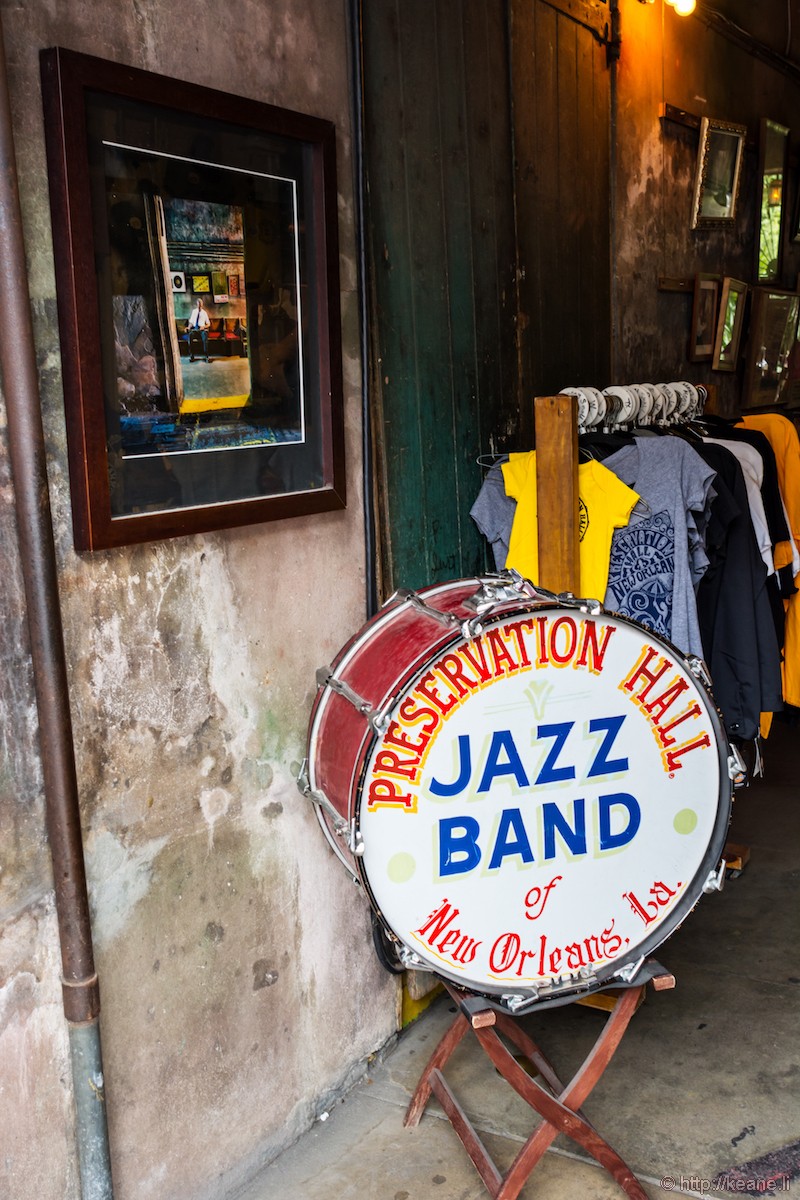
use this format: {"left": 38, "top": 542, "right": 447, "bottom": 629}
{"left": 186, "top": 297, "right": 211, "bottom": 361}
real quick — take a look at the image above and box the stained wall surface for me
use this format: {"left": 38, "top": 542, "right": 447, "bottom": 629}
{"left": 0, "top": 3, "right": 397, "bottom": 1199}
{"left": 613, "top": 1, "right": 800, "bottom": 411}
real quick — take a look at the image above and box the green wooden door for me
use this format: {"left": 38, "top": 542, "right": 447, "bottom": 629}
{"left": 360, "top": 0, "right": 520, "bottom": 595}
{"left": 360, "top": 0, "right": 613, "bottom": 595}
{"left": 511, "top": 0, "right": 613, "bottom": 400}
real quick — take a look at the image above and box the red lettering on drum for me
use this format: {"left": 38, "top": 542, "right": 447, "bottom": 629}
{"left": 485, "top": 627, "right": 519, "bottom": 676}
{"left": 416, "top": 671, "right": 459, "bottom": 717}
{"left": 373, "top": 749, "right": 421, "bottom": 781}
{"left": 621, "top": 646, "right": 674, "bottom": 699}
{"left": 435, "top": 653, "right": 480, "bottom": 699}
{"left": 623, "top": 879, "right": 679, "bottom": 926}
{"left": 663, "top": 733, "right": 712, "bottom": 770}
{"left": 655, "top": 702, "right": 703, "bottom": 747}
{"left": 416, "top": 898, "right": 459, "bottom": 940}
{"left": 535, "top": 616, "right": 549, "bottom": 664}
{"left": 383, "top": 721, "right": 430, "bottom": 757}
{"left": 367, "top": 777, "right": 415, "bottom": 811}
{"left": 414, "top": 898, "right": 482, "bottom": 967}
{"left": 460, "top": 638, "right": 492, "bottom": 683}
{"left": 503, "top": 619, "right": 535, "bottom": 667}
{"left": 644, "top": 676, "right": 689, "bottom": 721}
{"left": 487, "top": 919, "right": 626, "bottom": 982}
{"left": 548, "top": 617, "right": 578, "bottom": 665}
{"left": 530, "top": 615, "right": 615, "bottom": 673}
{"left": 489, "top": 931, "right": 520, "bottom": 974}
{"left": 575, "top": 620, "right": 615, "bottom": 674}
{"left": 397, "top": 696, "right": 441, "bottom": 733}
{"left": 620, "top": 648, "right": 712, "bottom": 772}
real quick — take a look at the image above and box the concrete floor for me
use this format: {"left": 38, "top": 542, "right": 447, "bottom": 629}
{"left": 236, "top": 721, "right": 800, "bottom": 1200}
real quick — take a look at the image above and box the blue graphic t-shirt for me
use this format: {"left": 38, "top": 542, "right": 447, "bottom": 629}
{"left": 605, "top": 510, "right": 674, "bottom": 638}
{"left": 603, "top": 439, "right": 716, "bottom": 657}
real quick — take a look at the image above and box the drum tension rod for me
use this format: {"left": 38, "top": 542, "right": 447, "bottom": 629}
{"left": 296, "top": 758, "right": 365, "bottom": 857}
{"left": 388, "top": 588, "right": 463, "bottom": 629}
{"left": 315, "top": 667, "right": 389, "bottom": 734}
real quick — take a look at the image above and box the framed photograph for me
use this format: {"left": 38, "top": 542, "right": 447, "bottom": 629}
{"left": 688, "top": 273, "right": 720, "bottom": 362}
{"left": 211, "top": 270, "right": 229, "bottom": 304}
{"left": 690, "top": 117, "right": 747, "bottom": 229}
{"left": 742, "top": 287, "right": 800, "bottom": 409}
{"left": 40, "top": 47, "right": 346, "bottom": 551}
{"left": 712, "top": 277, "right": 748, "bottom": 372}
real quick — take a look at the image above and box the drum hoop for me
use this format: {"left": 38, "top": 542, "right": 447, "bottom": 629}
{"left": 351, "top": 601, "right": 733, "bottom": 1003}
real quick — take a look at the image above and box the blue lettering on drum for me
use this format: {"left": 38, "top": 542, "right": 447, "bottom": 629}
{"left": 438, "top": 793, "right": 641, "bottom": 876}
{"left": 429, "top": 716, "right": 629, "bottom": 798}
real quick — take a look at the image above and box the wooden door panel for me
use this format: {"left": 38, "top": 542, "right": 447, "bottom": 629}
{"left": 362, "top": 0, "right": 518, "bottom": 594}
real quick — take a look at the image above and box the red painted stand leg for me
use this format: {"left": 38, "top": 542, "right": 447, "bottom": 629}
{"left": 404, "top": 983, "right": 651, "bottom": 1200}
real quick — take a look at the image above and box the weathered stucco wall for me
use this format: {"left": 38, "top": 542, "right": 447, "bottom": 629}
{"left": 0, "top": 2, "right": 397, "bottom": 1198}
{"left": 613, "top": 1, "right": 800, "bottom": 414}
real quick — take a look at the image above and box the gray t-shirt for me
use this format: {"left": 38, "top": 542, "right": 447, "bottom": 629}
{"left": 603, "top": 438, "right": 716, "bottom": 657}
{"left": 470, "top": 462, "right": 514, "bottom": 570}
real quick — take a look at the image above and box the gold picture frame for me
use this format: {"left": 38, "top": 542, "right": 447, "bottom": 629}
{"left": 712, "top": 277, "right": 748, "bottom": 372}
{"left": 690, "top": 117, "right": 747, "bottom": 230}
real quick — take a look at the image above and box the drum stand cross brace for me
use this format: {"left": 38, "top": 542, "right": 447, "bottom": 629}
{"left": 405, "top": 967, "right": 675, "bottom": 1200}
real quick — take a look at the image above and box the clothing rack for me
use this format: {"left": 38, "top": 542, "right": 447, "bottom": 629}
{"left": 532, "top": 382, "right": 718, "bottom": 593}
{"left": 532, "top": 385, "right": 751, "bottom": 886}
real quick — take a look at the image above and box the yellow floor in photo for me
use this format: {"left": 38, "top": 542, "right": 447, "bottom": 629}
{"left": 179, "top": 393, "right": 249, "bottom": 413}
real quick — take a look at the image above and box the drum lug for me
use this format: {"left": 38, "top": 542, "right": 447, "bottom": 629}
{"left": 396, "top": 945, "right": 430, "bottom": 972}
{"left": 296, "top": 759, "right": 351, "bottom": 840}
{"left": 387, "top": 588, "right": 462, "bottom": 632}
{"left": 727, "top": 744, "right": 748, "bottom": 787}
{"left": 349, "top": 822, "right": 365, "bottom": 857}
{"left": 686, "top": 654, "right": 713, "bottom": 689}
{"left": 702, "top": 860, "right": 726, "bottom": 894}
{"left": 613, "top": 955, "right": 646, "bottom": 984}
{"left": 572, "top": 596, "right": 604, "bottom": 616}
{"left": 501, "top": 991, "right": 535, "bottom": 1012}
{"left": 316, "top": 667, "right": 390, "bottom": 734}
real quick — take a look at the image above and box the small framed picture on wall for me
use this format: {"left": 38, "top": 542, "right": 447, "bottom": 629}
{"left": 712, "top": 277, "right": 748, "bottom": 371}
{"left": 690, "top": 117, "right": 746, "bottom": 229}
{"left": 689, "top": 273, "right": 721, "bottom": 362}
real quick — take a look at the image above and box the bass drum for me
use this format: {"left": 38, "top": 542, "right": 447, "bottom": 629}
{"left": 301, "top": 574, "right": 735, "bottom": 1011}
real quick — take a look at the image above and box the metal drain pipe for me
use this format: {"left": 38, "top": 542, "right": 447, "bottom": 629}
{"left": 0, "top": 17, "right": 114, "bottom": 1200}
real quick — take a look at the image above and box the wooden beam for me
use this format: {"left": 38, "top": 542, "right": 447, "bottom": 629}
{"left": 534, "top": 394, "right": 580, "bottom": 595}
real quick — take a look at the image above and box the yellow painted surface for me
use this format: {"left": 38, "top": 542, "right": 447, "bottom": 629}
{"left": 401, "top": 980, "right": 443, "bottom": 1027}
{"left": 179, "top": 395, "right": 250, "bottom": 413}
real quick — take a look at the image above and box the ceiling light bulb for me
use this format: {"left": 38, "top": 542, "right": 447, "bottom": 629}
{"left": 672, "top": 0, "right": 696, "bottom": 13}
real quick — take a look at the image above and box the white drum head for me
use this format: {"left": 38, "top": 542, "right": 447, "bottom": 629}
{"left": 357, "top": 605, "right": 729, "bottom": 1006}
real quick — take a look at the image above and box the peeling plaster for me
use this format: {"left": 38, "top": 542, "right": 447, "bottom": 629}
{"left": 199, "top": 787, "right": 231, "bottom": 849}
{"left": 0, "top": 902, "right": 75, "bottom": 1199}
{"left": 84, "top": 829, "right": 169, "bottom": 949}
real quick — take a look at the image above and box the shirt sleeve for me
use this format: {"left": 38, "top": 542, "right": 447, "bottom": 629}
{"left": 595, "top": 461, "right": 640, "bottom": 527}
{"left": 500, "top": 451, "right": 535, "bottom": 502}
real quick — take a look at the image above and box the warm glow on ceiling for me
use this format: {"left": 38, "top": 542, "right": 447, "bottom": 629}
{"left": 667, "top": 0, "right": 697, "bottom": 14}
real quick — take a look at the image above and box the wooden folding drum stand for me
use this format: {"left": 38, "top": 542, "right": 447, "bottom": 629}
{"left": 405, "top": 967, "right": 675, "bottom": 1200}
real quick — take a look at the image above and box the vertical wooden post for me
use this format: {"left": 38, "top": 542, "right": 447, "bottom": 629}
{"left": 534, "top": 394, "right": 580, "bottom": 595}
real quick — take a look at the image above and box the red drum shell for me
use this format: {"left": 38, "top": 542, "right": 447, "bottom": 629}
{"left": 305, "top": 578, "right": 732, "bottom": 1006}
{"left": 306, "top": 579, "right": 532, "bottom": 867}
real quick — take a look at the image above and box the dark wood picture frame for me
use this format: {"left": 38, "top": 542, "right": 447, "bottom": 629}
{"left": 688, "top": 273, "right": 721, "bottom": 362}
{"left": 712, "top": 277, "right": 748, "bottom": 372}
{"left": 40, "top": 47, "right": 345, "bottom": 551}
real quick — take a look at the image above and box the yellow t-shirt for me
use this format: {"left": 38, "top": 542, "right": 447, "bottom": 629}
{"left": 501, "top": 451, "right": 639, "bottom": 599}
